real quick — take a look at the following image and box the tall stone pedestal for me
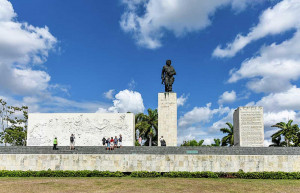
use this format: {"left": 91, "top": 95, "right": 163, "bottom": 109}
{"left": 158, "top": 92, "right": 177, "bottom": 146}
{"left": 233, "top": 106, "right": 264, "bottom": 147}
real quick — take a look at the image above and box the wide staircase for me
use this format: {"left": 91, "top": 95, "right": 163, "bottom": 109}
{"left": 0, "top": 146, "right": 300, "bottom": 155}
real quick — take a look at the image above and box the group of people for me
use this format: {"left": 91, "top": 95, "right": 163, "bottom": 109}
{"left": 53, "top": 133, "right": 123, "bottom": 150}
{"left": 102, "top": 134, "right": 122, "bottom": 150}
{"left": 52, "top": 134, "right": 167, "bottom": 150}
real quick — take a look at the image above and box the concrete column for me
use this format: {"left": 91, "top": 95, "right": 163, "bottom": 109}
{"left": 158, "top": 92, "right": 177, "bottom": 146}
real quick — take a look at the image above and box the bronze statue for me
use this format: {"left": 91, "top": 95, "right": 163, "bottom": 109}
{"left": 161, "top": 60, "right": 176, "bottom": 92}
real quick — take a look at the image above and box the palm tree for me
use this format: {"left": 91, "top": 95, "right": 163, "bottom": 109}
{"left": 269, "top": 136, "right": 286, "bottom": 147}
{"left": 220, "top": 122, "right": 234, "bottom": 146}
{"left": 135, "top": 109, "right": 158, "bottom": 146}
{"left": 271, "top": 120, "right": 299, "bottom": 147}
{"left": 211, "top": 138, "right": 221, "bottom": 146}
{"left": 198, "top": 139, "right": 204, "bottom": 146}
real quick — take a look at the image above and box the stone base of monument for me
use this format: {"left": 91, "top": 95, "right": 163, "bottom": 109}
{"left": 234, "top": 106, "right": 264, "bottom": 147}
{"left": 158, "top": 92, "right": 177, "bottom": 146}
{"left": 1, "top": 146, "right": 300, "bottom": 172}
{"left": 27, "top": 113, "right": 135, "bottom": 146}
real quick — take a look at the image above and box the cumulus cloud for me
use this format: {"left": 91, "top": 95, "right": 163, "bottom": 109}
{"left": 218, "top": 90, "right": 236, "bottom": 104}
{"left": 0, "top": 0, "right": 57, "bottom": 96}
{"left": 228, "top": 30, "right": 300, "bottom": 93}
{"left": 120, "top": 0, "right": 254, "bottom": 49}
{"left": 264, "top": 110, "right": 297, "bottom": 127}
{"left": 255, "top": 86, "right": 300, "bottom": 112}
{"left": 103, "top": 89, "right": 115, "bottom": 100}
{"left": 97, "top": 89, "right": 145, "bottom": 114}
{"left": 177, "top": 94, "right": 189, "bottom": 107}
{"left": 213, "top": 0, "right": 300, "bottom": 57}
{"left": 178, "top": 103, "right": 230, "bottom": 127}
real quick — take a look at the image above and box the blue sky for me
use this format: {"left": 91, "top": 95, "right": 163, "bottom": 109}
{"left": 1, "top": 0, "right": 300, "bottom": 146}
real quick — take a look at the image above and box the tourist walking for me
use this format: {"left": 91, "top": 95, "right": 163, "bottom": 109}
{"left": 102, "top": 137, "right": 106, "bottom": 146}
{"left": 119, "top": 134, "right": 122, "bottom": 148}
{"left": 138, "top": 136, "right": 142, "bottom": 146}
{"left": 53, "top": 137, "right": 58, "bottom": 150}
{"left": 70, "top": 134, "right": 75, "bottom": 150}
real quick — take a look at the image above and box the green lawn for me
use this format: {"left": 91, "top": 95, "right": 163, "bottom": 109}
{"left": 0, "top": 177, "right": 300, "bottom": 193}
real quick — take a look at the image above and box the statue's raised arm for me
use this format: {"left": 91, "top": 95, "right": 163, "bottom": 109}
{"left": 161, "top": 60, "right": 176, "bottom": 92}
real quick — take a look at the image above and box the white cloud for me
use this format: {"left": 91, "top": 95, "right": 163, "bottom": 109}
{"left": 0, "top": 0, "right": 15, "bottom": 21}
{"left": 0, "top": 0, "right": 57, "bottom": 96}
{"left": 177, "top": 94, "right": 189, "bottom": 107}
{"left": 209, "top": 109, "right": 234, "bottom": 133}
{"left": 213, "top": 0, "right": 300, "bottom": 57}
{"left": 120, "top": 0, "right": 253, "bottom": 49}
{"left": 263, "top": 139, "right": 272, "bottom": 147}
{"left": 178, "top": 103, "right": 230, "bottom": 127}
{"left": 103, "top": 89, "right": 115, "bottom": 100}
{"left": 228, "top": 30, "right": 300, "bottom": 93}
{"left": 264, "top": 110, "right": 297, "bottom": 127}
{"left": 218, "top": 90, "right": 236, "bottom": 104}
{"left": 97, "top": 89, "right": 145, "bottom": 114}
{"left": 255, "top": 86, "right": 300, "bottom": 112}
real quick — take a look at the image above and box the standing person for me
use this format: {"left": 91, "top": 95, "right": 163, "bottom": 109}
{"left": 160, "top": 136, "right": 166, "bottom": 146}
{"left": 106, "top": 137, "right": 110, "bottom": 150}
{"left": 114, "top": 136, "right": 118, "bottom": 148}
{"left": 118, "top": 134, "right": 122, "bottom": 148}
{"left": 138, "top": 136, "right": 142, "bottom": 146}
{"left": 102, "top": 137, "right": 106, "bottom": 146}
{"left": 53, "top": 137, "right": 58, "bottom": 150}
{"left": 110, "top": 137, "right": 114, "bottom": 150}
{"left": 70, "top": 134, "right": 75, "bottom": 150}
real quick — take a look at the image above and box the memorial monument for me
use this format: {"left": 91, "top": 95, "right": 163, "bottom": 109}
{"left": 233, "top": 106, "right": 264, "bottom": 147}
{"left": 27, "top": 113, "right": 135, "bottom": 146}
{"left": 158, "top": 60, "right": 177, "bottom": 146}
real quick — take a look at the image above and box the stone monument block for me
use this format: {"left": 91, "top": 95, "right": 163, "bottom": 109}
{"left": 233, "top": 106, "right": 264, "bottom": 147}
{"left": 158, "top": 92, "right": 177, "bottom": 146}
{"left": 27, "top": 113, "right": 135, "bottom": 146}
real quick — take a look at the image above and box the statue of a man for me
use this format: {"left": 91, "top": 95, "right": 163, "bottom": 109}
{"left": 161, "top": 60, "right": 176, "bottom": 92}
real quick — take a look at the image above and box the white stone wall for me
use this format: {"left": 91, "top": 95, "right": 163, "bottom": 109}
{"left": 27, "top": 113, "right": 135, "bottom": 146}
{"left": 158, "top": 93, "right": 177, "bottom": 146}
{"left": 1, "top": 154, "right": 300, "bottom": 172}
{"left": 234, "top": 107, "right": 264, "bottom": 147}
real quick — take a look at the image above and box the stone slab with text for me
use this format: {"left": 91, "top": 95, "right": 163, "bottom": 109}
{"left": 233, "top": 106, "right": 264, "bottom": 147}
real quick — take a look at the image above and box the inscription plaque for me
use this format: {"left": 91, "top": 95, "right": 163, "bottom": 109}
{"left": 233, "top": 106, "right": 264, "bottom": 147}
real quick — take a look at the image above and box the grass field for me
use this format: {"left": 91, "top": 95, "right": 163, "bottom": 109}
{"left": 0, "top": 177, "right": 300, "bottom": 193}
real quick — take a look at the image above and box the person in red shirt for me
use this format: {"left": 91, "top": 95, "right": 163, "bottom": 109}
{"left": 110, "top": 137, "right": 114, "bottom": 150}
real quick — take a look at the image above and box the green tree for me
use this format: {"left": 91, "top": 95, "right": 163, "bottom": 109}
{"left": 220, "top": 122, "right": 234, "bottom": 146}
{"left": 211, "top": 138, "right": 221, "bottom": 146}
{"left": 0, "top": 99, "right": 28, "bottom": 146}
{"left": 181, "top": 139, "right": 204, "bottom": 146}
{"left": 269, "top": 135, "right": 286, "bottom": 147}
{"left": 135, "top": 109, "right": 158, "bottom": 146}
{"left": 271, "top": 120, "right": 299, "bottom": 147}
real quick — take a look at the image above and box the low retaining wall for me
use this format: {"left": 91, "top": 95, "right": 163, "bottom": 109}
{"left": 1, "top": 154, "right": 300, "bottom": 172}
{"left": 1, "top": 147, "right": 300, "bottom": 172}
